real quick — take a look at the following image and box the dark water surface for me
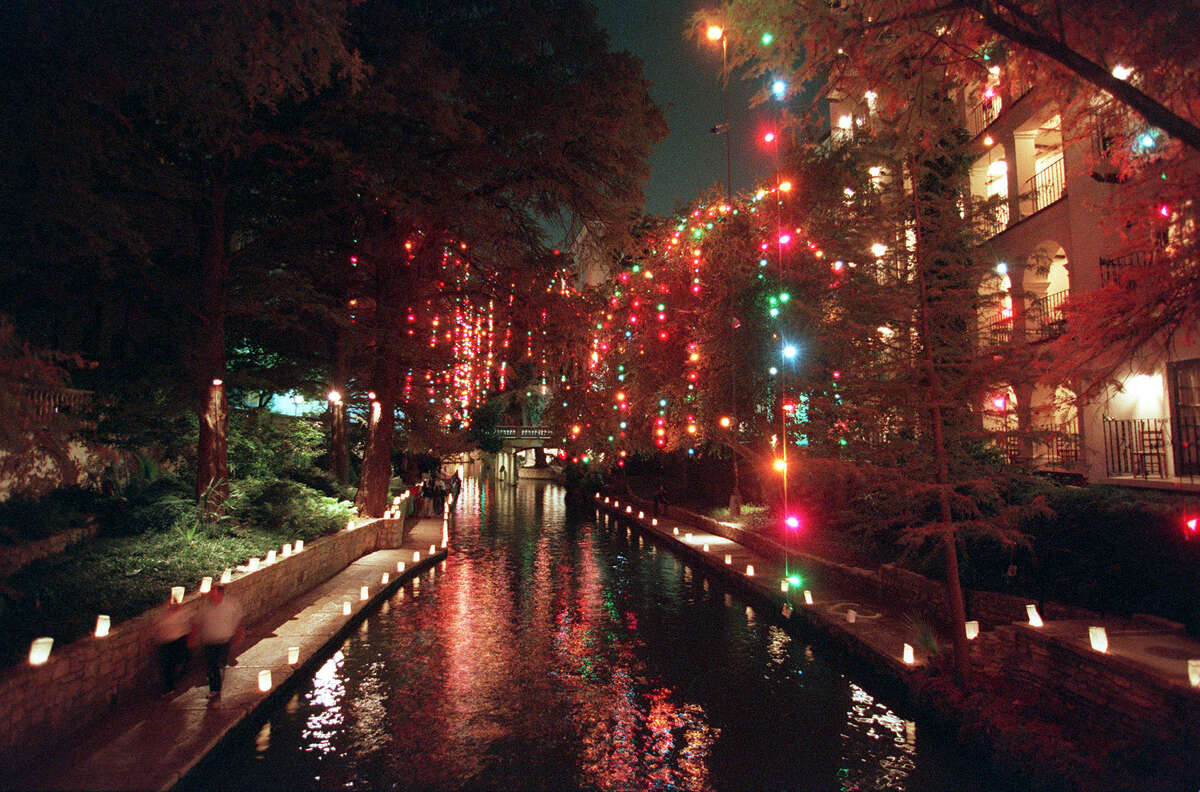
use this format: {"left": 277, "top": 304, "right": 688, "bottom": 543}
{"left": 182, "top": 479, "right": 1003, "bottom": 791}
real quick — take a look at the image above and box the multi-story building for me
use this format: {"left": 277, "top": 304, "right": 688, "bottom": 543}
{"left": 820, "top": 71, "right": 1197, "bottom": 490}
{"left": 961, "top": 71, "right": 1198, "bottom": 489}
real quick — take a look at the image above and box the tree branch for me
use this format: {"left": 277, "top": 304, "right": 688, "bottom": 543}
{"left": 968, "top": 0, "right": 1200, "bottom": 151}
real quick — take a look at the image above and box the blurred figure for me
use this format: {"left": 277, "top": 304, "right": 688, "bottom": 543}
{"left": 155, "top": 598, "right": 190, "bottom": 694}
{"left": 190, "top": 584, "right": 244, "bottom": 697}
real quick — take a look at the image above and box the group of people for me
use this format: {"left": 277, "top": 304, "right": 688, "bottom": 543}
{"left": 155, "top": 584, "right": 244, "bottom": 698}
{"left": 420, "top": 470, "right": 462, "bottom": 517}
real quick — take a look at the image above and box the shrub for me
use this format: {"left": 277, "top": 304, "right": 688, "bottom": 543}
{"left": 109, "top": 476, "right": 197, "bottom": 538}
{"left": 284, "top": 466, "right": 353, "bottom": 500}
{"left": 227, "top": 412, "right": 325, "bottom": 480}
{"left": 225, "top": 478, "right": 355, "bottom": 541}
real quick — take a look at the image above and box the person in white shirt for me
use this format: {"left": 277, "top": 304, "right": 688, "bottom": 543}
{"left": 189, "top": 585, "right": 244, "bottom": 696}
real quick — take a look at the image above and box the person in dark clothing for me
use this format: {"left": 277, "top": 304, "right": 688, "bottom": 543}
{"left": 433, "top": 477, "right": 447, "bottom": 515}
{"left": 155, "top": 598, "right": 190, "bottom": 694}
{"left": 421, "top": 478, "right": 435, "bottom": 517}
{"left": 653, "top": 486, "right": 668, "bottom": 516}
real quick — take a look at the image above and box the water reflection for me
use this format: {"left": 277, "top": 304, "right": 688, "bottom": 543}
{"left": 185, "top": 479, "right": 993, "bottom": 792}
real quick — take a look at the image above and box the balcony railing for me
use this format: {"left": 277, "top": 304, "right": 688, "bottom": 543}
{"left": 1103, "top": 416, "right": 1169, "bottom": 478}
{"left": 496, "top": 425, "right": 553, "bottom": 441}
{"left": 19, "top": 385, "right": 96, "bottom": 430}
{"left": 1027, "top": 289, "right": 1069, "bottom": 341}
{"left": 1099, "top": 249, "right": 1155, "bottom": 287}
{"left": 1040, "top": 415, "right": 1081, "bottom": 467}
{"left": 979, "top": 200, "right": 1010, "bottom": 238}
{"left": 979, "top": 314, "right": 1013, "bottom": 348}
{"left": 967, "top": 95, "right": 1002, "bottom": 137}
{"left": 1024, "top": 156, "right": 1065, "bottom": 213}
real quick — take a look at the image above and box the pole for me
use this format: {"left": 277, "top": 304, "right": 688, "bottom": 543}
{"left": 722, "top": 36, "right": 732, "bottom": 204}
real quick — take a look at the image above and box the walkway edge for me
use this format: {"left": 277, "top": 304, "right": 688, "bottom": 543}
{"left": 165, "top": 544, "right": 447, "bottom": 792}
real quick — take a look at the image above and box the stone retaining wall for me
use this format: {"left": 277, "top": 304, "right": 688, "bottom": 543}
{"left": 0, "top": 522, "right": 100, "bottom": 577}
{"left": 972, "top": 624, "right": 1200, "bottom": 755}
{"left": 0, "top": 499, "right": 416, "bottom": 773}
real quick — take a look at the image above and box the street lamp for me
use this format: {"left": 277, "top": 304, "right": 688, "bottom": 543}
{"left": 706, "top": 24, "right": 732, "bottom": 203}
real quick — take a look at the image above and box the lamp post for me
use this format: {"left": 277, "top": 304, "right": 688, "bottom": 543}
{"left": 707, "top": 24, "right": 732, "bottom": 203}
{"left": 707, "top": 24, "right": 740, "bottom": 513}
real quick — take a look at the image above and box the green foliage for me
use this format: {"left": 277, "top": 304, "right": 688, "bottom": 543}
{"left": 227, "top": 411, "right": 325, "bottom": 480}
{"left": 469, "top": 399, "right": 505, "bottom": 454}
{"left": 0, "top": 474, "right": 358, "bottom": 668}
{"left": 903, "top": 612, "right": 942, "bottom": 656}
{"left": 225, "top": 477, "right": 355, "bottom": 541}
{"left": 283, "top": 466, "right": 354, "bottom": 500}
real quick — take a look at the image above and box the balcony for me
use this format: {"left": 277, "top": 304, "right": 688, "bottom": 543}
{"left": 979, "top": 201, "right": 1010, "bottom": 239}
{"left": 496, "top": 425, "right": 553, "bottom": 442}
{"left": 1027, "top": 289, "right": 1069, "bottom": 341}
{"left": 1024, "top": 156, "right": 1065, "bottom": 214}
{"left": 967, "top": 95, "right": 1002, "bottom": 138}
{"left": 21, "top": 385, "right": 96, "bottom": 430}
{"left": 991, "top": 420, "right": 1081, "bottom": 469}
{"left": 979, "top": 314, "right": 1013, "bottom": 348}
{"left": 1103, "top": 417, "right": 1169, "bottom": 478}
{"left": 1039, "top": 416, "right": 1081, "bottom": 468}
{"left": 1099, "top": 249, "right": 1155, "bottom": 287}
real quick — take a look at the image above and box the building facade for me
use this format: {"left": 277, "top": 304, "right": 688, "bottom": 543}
{"left": 961, "top": 73, "right": 1199, "bottom": 488}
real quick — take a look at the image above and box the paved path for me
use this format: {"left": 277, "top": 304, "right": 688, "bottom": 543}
{"left": 8, "top": 518, "right": 449, "bottom": 792}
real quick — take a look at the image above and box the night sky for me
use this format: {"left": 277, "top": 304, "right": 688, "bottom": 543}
{"left": 593, "top": 0, "right": 775, "bottom": 217}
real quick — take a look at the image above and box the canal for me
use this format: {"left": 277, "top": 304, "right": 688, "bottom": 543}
{"left": 182, "top": 479, "right": 1005, "bottom": 791}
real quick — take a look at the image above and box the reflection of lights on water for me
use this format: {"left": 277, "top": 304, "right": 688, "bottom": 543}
{"left": 766, "top": 625, "right": 792, "bottom": 667}
{"left": 841, "top": 682, "right": 917, "bottom": 787}
{"left": 302, "top": 651, "right": 346, "bottom": 755}
{"left": 255, "top": 721, "right": 270, "bottom": 753}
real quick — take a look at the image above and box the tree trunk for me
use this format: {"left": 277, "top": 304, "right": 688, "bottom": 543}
{"left": 354, "top": 238, "right": 405, "bottom": 516}
{"left": 329, "top": 340, "right": 349, "bottom": 485}
{"left": 355, "top": 383, "right": 394, "bottom": 516}
{"left": 909, "top": 154, "right": 970, "bottom": 684}
{"left": 196, "top": 180, "right": 229, "bottom": 513}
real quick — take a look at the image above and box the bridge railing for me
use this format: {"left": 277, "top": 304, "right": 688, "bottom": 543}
{"left": 495, "top": 426, "right": 553, "bottom": 441}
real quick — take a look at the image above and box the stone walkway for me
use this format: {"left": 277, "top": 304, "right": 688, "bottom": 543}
{"left": 7, "top": 518, "right": 449, "bottom": 792}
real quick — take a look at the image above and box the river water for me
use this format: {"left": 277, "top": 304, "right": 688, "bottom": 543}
{"left": 182, "top": 479, "right": 1004, "bottom": 791}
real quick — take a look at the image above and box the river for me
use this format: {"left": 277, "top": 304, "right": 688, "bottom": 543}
{"left": 181, "top": 478, "right": 1005, "bottom": 791}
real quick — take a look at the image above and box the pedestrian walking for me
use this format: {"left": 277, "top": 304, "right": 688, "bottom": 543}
{"left": 450, "top": 471, "right": 462, "bottom": 507}
{"left": 154, "top": 597, "right": 190, "bottom": 694}
{"left": 421, "top": 477, "right": 435, "bottom": 517}
{"left": 652, "top": 486, "right": 668, "bottom": 517}
{"left": 433, "top": 477, "right": 446, "bottom": 515}
{"left": 189, "top": 584, "right": 244, "bottom": 697}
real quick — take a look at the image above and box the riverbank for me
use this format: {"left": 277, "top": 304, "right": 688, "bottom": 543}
{"left": 3, "top": 516, "right": 449, "bottom": 792}
{"left": 589, "top": 489, "right": 1200, "bottom": 792}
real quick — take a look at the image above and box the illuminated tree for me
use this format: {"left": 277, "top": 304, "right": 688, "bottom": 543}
{"left": 323, "top": 0, "right": 666, "bottom": 514}
{"left": 712, "top": 0, "right": 1200, "bottom": 407}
